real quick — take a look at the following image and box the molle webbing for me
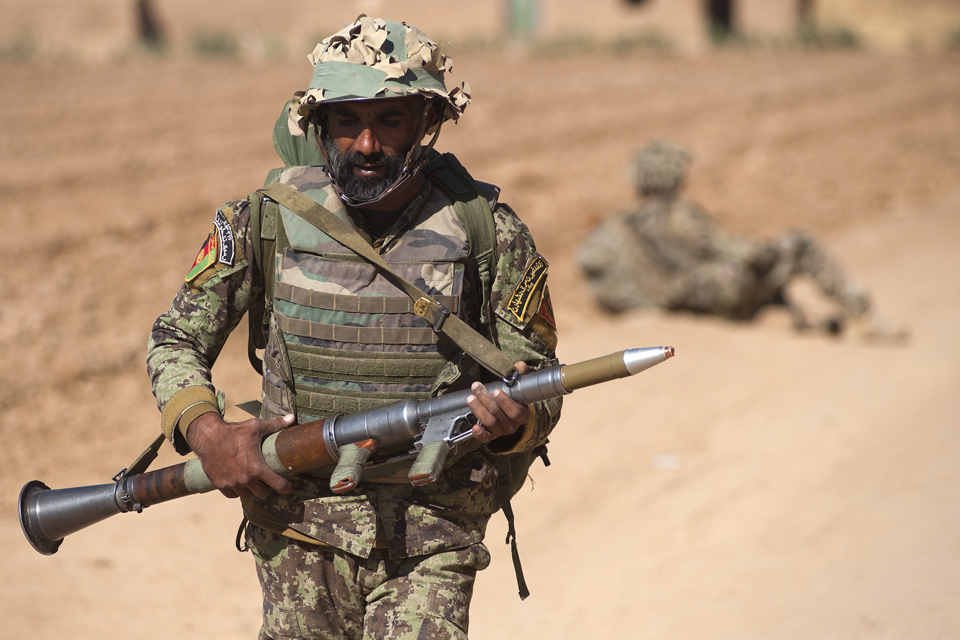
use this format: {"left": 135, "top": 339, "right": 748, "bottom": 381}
{"left": 276, "top": 282, "right": 459, "bottom": 315}
{"left": 277, "top": 314, "right": 440, "bottom": 346}
{"left": 285, "top": 342, "right": 448, "bottom": 384}
{"left": 264, "top": 380, "right": 431, "bottom": 417}
{"left": 259, "top": 182, "right": 515, "bottom": 379}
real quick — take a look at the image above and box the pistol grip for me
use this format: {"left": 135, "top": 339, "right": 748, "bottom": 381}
{"left": 408, "top": 441, "right": 450, "bottom": 487}
{"left": 330, "top": 439, "right": 377, "bottom": 494}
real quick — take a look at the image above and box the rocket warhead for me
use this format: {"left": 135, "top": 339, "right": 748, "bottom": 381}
{"left": 558, "top": 346, "right": 675, "bottom": 393}
{"left": 623, "top": 346, "right": 675, "bottom": 375}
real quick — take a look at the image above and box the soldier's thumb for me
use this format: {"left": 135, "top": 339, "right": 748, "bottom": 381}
{"left": 262, "top": 413, "right": 295, "bottom": 435}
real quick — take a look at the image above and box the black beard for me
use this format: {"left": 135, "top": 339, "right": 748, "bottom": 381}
{"left": 323, "top": 137, "right": 407, "bottom": 202}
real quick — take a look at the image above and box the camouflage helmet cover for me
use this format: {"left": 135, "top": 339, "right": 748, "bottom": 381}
{"left": 287, "top": 15, "right": 471, "bottom": 138}
{"left": 628, "top": 139, "right": 691, "bottom": 196}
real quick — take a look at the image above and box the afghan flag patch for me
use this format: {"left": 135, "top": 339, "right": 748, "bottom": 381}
{"left": 186, "top": 232, "right": 217, "bottom": 283}
{"left": 185, "top": 210, "right": 236, "bottom": 284}
{"left": 538, "top": 285, "right": 557, "bottom": 329}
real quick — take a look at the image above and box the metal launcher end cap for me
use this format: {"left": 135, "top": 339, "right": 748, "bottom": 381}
{"left": 19, "top": 480, "right": 62, "bottom": 556}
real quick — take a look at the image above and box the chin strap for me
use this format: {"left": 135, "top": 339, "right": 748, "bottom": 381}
{"left": 312, "top": 98, "right": 444, "bottom": 208}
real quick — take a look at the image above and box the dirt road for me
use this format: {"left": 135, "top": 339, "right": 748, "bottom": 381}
{"left": 1, "top": 49, "right": 958, "bottom": 638}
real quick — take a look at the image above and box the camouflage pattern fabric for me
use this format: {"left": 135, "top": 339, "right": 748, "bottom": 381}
{"left": 579, "top": 196, "right": 871, "bottom": 322}
{"left": 148, "top": 13, "right": 556, "bottom": 637}
{"left": 146, "top": 157, "right": 560, "bottom": 636}
{"left": 148, "top": 160, "right": 560, "bottom": 456}
{"left": 582, "top": 139, "right": 873, "bottom": 326}
{"left": 627, "top": 139, "right": 690, "bottom": 197}
{"left": 261, "top": 167, "right": 480, "bottom": 423}
{"left": 288, "top": 17, "right": 471, "bottom": 140}
{"left": 247, "top": 523, "right": 489, "bottom": 640}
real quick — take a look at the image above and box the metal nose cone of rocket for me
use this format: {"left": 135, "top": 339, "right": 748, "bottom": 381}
{"left": 623, "top": 346, "right": 675, "bottom": 375}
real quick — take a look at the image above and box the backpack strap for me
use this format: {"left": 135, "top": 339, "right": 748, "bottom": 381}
{"left": 247, "top": 167, "right": 285, "bottom": 375}
{"left": 424, "top": 153, "right": 499, "bottom": 340}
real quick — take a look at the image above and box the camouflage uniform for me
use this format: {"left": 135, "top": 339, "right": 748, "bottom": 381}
{"left": 147, "top": 17, "right": 560, "bottom": 640}
{"left": 580, "top": 140, "right": 873, "bottom": 329}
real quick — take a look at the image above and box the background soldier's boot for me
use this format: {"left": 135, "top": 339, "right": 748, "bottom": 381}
{"left": 848, "top": 313, "right": 911, "bottom": 344}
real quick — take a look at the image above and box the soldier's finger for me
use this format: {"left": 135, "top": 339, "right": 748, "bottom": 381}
{"left": 250, "top": 457, "right": 293, "bottom": 495}
{"left": 470, "top": 382, "right": 502, "bottom": 417}
{"left": 247, "top": 478, "right": 275, "bottom": 501}
{"left": 471, "top": 423, "right": 493, "bottom": 444}
{"left": 491, "top": 389, "right": 527, "bottom": 422}
{"left": 466, "top": 393, "right": 497, "bottom": 428}
{"left": 259, "top": 413, "right": 295, "bottom": 436}
{"left": 263, "top": 470, "right": 292, "bottom": 495}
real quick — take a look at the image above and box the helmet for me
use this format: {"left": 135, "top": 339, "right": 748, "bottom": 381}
{"left": 287, "top": 16, "right": 471, "bottom": 206}
{"left": 628, "top": 140, "right": 691, "bottom": 197}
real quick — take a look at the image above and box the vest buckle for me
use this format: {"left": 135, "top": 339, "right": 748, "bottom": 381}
{"left": 415, "top": 297, "right": 451, "bottom": 334}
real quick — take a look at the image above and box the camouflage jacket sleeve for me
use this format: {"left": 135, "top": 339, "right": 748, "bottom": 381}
{"left": 146, "top": 198, "right": 262, "bottom": 454}
{"left": 486, "top": 202, "right": 562, "bottom": 455}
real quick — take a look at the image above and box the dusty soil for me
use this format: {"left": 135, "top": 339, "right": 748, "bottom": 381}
{"left": 1, "top": 48, "right": 958, "bottom": 639}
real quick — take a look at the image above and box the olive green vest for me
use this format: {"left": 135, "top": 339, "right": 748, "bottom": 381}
{"left": 247, "top": 154, "right": 499, "bottom": 424}
{"left": 240, "top": 152, "right": 542, "bottom": 599}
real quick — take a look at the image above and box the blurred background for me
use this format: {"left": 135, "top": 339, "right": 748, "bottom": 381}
{"left": 1, "top": 1, "right": 958, "bottom": 638}
{"left": 4, "top": 0, "right": 960, "bottom": 58}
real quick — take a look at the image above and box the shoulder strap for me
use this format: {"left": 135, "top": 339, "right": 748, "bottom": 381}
{"left": 115, "top": 432, "right": 167, "bottom": 481}
{"left": 246, "top": 168, "right": 285, "bottom": 374}
{"left": 259, "top": 182, "right": 517, "bottom": 381}
{"left": 424, "top": 153, "right": 498, "bottom": 339}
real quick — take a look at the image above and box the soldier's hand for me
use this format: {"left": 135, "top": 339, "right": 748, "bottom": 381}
{"left": 468, "top": 361, "right": 530, "bottom": 444}
{"left": 185, "top": 412, "right": 295, "bottom": 500}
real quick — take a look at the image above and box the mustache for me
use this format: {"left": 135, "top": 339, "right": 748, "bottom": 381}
{"left": 341, "top": 149, "right": 393, "bottom": 167}
{"left": 324, "top": 136, "right": 408, "bottom": 202}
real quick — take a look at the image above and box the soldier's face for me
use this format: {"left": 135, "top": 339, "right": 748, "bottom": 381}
{"left": 323, "top": 97, "right": 428, "bottom": 201}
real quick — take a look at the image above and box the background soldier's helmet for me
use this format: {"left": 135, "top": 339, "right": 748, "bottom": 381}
{"left": 286, "top": 16, "right": 471, "bottom": 205}
{"left": 628, "top": 140, "right": 691, "bottom": 197}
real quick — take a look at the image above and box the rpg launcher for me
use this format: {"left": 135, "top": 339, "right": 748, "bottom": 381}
{"left": 19, "top": 346, "right": 674, "bottom": 555}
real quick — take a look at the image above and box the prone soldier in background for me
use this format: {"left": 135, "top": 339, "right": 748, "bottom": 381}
{"left": 579, "top": 139, "right": 906, "bottom": 340}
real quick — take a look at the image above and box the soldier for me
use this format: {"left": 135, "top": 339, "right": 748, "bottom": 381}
{"left": 579, "top": 139, "right": 905, "bottom": 339}
{"left": 147, "top": 17, "right": 560, "bottom": 639}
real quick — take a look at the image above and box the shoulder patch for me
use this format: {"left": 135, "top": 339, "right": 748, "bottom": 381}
{"left": 537, "top": 285, "right": 557, "bottom": 330}
{"left": 185, "top": 210, "right": 237, "bottom": 285}
{"left": 186, "top": 232, "right": 218, "bottom": 283}
{"left": 529, "top": 284, "right": 558, "bottom": 351}
{"left": 212, "top": 210, "right": 236, "bottom": 267}
{"left": 505, "top": 255, "right": 549, "bottom": 323}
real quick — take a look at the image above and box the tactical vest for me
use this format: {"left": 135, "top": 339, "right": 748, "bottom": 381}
{"left": 241, "top": 153, "right": 542, "bottom": 598}
{"left": 247, "top": 154, "right": 499, "bottom": 427}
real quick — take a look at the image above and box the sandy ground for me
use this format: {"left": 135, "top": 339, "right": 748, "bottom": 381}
{"left": 1, "top": 48, "right": 959, "bottom": 639}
